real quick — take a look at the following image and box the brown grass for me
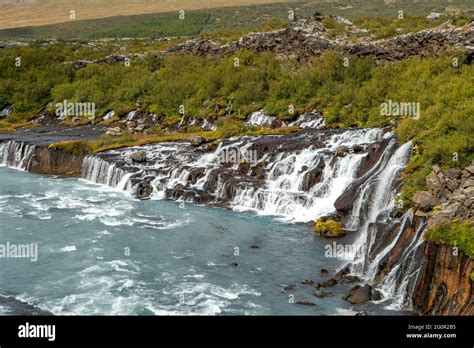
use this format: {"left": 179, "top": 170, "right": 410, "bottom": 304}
{"left": 0, "top": 0, "right": 286, "bottom": 30}
{"left": 49, "top": 125, "right": 300, "bottom": 154}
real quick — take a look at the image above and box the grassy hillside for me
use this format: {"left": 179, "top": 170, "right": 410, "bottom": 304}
{"left": 0, "top": 0, "right": 287, "bottom": 30}
{"left": 0, "top": 0, "right": 472, "bottom": 40}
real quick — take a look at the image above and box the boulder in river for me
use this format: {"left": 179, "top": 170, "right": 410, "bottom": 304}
{"left": 296, "top": 299, "right": 316, "bottom": 306}
{"left": 131, "top": 150, "right": 147, "bottom": 163}
{"left": 314, "top": 290, "right": 332, "bottom": 298}
{"left": 136, "top": 181, "right": 153, "bottom": 199}
{"left": 317, "top": 278, "right": 337, "bottom": 288}
{"left": 343, "top": 284, "right": 373, "bottom": 304}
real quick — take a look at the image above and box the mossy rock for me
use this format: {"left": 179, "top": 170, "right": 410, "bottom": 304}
{"left": 314, "top": 217, "right": 345, "bottom": 238}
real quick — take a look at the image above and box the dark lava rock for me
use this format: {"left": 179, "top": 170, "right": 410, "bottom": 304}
{"left": 352, "top": 144, "right": 364, "bottom": 154}
{"left": 314, "top": 290, "right": 332, "bottom": 298}
{"left": 136, "top": 181, "right": 153, "bottom": 199}
{"left": 320, "top": 269, "right": 329, "bottom": 275}
{"left": 283, "top": 284, "right": 295, "bottom": 292}
{"left": 337, "top": 266, "right": 351, "bottom": 277}
{"left": 237, "top": 161, "right": 251, "bottom": 176}
{"left": 371, "top": 289, "right": 383, "bottom": 301}
{"left": 0, "top": 293, "right": 53, "bottom": 316}
{"left": 250, "top": 160, "right": 268, "bottom": 179}
{"left": 249, "top": 245, "right": 260, "bottom": 249}
{"left": 313, "top": 140, "right": 326, "bottom": 149}
{"left": 335, "top": 146, "right": 349, "bottom": 157}
{"left": 231, "top": 262, "right": 239, "bottom": 267}
{"left": 317, "top": 278, "right": 337, "bottom": 288}
{"left": 342, "top": 275, "right": 361, "bottom": 283}
{"left": 296, "top": 300, "right": 316, "bottom": 306}
{"left": 343, "top": 284, "right": 373, "bottom": 305}
{"left": 302, "top": 279, "right": 315, "bottom": 285}
{"left": 446, "top": 167, "right": 462, "bottom": 180}
{"left": 355, "top": 311, "right": 369, "bottom": 316}
{"left": 301, "top": 158, "right": 325, "bottom": 191}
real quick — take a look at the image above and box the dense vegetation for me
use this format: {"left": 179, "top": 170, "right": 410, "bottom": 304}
{"left": 425, "top": 221, "right": 474, "bottom": 258}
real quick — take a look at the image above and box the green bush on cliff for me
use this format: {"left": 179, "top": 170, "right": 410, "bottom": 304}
{"left": 314, "top": 218, "right": 345, "bottom": 238}
{"left": 425, "top": 221, "right": 474, "bottom": 258}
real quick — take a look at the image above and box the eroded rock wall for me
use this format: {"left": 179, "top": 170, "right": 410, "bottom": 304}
{"left": 413, "top": 242, "right": 473, "bottom": 316}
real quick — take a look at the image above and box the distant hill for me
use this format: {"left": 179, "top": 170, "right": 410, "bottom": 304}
{"left": 0, "top": 0, "right": 471, "bottom": 41}
{"left": 0, "top": 0, "right": 287, "bottom": 30}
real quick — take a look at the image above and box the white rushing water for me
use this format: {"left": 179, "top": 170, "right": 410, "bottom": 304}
{"left": 376, "top": 210, "right": 427, "bottom": 310}
{"left": 0, "top": 140, "right": 36, "bottom": 170}
{"left": 81, "top": 128, "right": 385, "bottom": 223}
{"left": 246, "top": 110, "right": 325, "bottom": 130}
{"left": 349, "top": 140, "right": 413, "bottom": 277}
{"left": 246, "top": 110, "right": 277, "bottom": 128}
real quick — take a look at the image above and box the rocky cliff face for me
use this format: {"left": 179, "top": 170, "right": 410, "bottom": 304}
{"left": 0, "top": 124, "right": 104, "bottom": 175}
{"left": 363, "top": 163, "right": 474, "bottom": 315}
{"left": 28, "top": 147, "right": 85, "bottom": 176}
{"left": 413, "top": 242, "right": 473, "bottom": 315}
{"left": 408, "top": 164, "right": 474, "bottom": 315}
{"left": 166, "top": 15, "right": 474, "bottom": 62}
{"left": 413, "top": 164, "right": 474, "bottom": 227}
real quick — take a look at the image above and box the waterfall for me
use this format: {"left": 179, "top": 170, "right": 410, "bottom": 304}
{"left": 288, "top": 110, "right": 325, "bottom": 129}
{"left": 246, "top": 110, "right": 325, "bottom": 129}
{"left": 81, "top": 156, "right": 134, "bottom": 191}
{"left": 80, "top": 128, "right": 385, "bottom": 222}
{"left": 202, "top": 119, "right": 217, "bottom": 131}
{"left": 0, "top": 127, "right": 422, "bottom": 310}
{"left": 376, "top": 210, "right": 427, "bottom": 309}
{"left": 0, "top": 140, "right": 36, "bottom": 170}
{"left": 348, "top": 141, "right": 412, "bottom": 274}
{"left": 246, "top": 110, "right": 277, "bottom": 127}
{"left": 0, "top": 127, "right": 429, "bottom": 311}
{"left": 340, "top": 140, "right": 422, "bottom": 309}
{"left": 231, "top": 135, "right": 369, "bottom": 222}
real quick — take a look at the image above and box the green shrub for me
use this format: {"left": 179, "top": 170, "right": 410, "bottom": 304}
{"left": 314, "top": 218, "right": 345, "bottom": 238}
{"left": 425, "top": 221, "right": 474, "bottom": 258}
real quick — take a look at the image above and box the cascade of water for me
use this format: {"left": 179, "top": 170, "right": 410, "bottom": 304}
{"left": 288, "top": 111, "right": 325, "bottom": 129}
{"left": 376, "top": 210, "right": 427, "bottom": 309}
{"left": 81, "top": 156, "right": 134, "bottom": 191}
{"left": 349, "top": 141, "right": 412, "bottom": 276}
{"left": 0, "top": 140, "right": 36, "bottom": 170}
{"left": 80, "top": 128, "right": 385, "bottom": 223}
{"left": 246, "top": 110, "right": 277, "bottom": 127}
